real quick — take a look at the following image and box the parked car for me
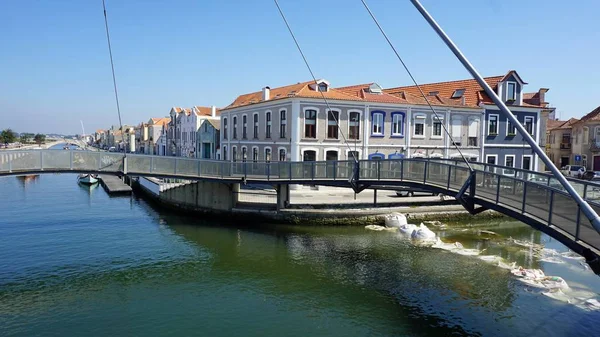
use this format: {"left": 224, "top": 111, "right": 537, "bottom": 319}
{"left": 582, "top": 170, "right": 600, "bottom": 181}
{"left": 560, "top": 165, "right": 585, "bottom": 178}
{"left": 108, "top": 146, "right": 117, "bottom": 152}
{"left": 395, "top": 187, "right": 437, "bottom": 197}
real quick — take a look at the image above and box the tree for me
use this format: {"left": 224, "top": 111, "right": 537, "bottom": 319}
{"left": 20, "top": 133, "right": 34, "bottom": 144}
{"left": 34, "top": 133, "right": 46, "bottom": 145}
{"left": 0, "top": 128, "right": 16, "bottom": 146}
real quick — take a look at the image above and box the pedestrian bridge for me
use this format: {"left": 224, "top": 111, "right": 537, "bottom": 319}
{"left": 2, "top": 149, "right": 600, "bottom": 273}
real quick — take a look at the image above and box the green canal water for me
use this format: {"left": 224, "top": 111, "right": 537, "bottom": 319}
{"left": 1, "top": 170, "right": 599, "bottom": 335}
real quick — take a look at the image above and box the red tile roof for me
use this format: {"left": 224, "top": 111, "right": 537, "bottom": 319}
{"left": 193, "top": 106, "right": 221, "bottom": 117}
{"left": 547, "top": 119, "right": 566, "bottom": 130}
{"left": 384, "top": 71, "right": 544, "bottom": 109}
{"left": 576, "top": 106, "right": 600, "bottom": 124}
{"left": 224, "top": 80, "right": 364, "bottom": 109}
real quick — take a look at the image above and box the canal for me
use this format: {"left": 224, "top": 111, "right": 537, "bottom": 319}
{"left": 1, "top": 160, "right": 599, "bottom": 336}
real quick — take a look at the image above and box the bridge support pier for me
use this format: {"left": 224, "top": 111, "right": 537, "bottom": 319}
{"left": 276, "top": 184, "right": 290, "bottom": 211}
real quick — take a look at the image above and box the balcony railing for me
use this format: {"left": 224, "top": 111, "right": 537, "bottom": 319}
{"left": 591, "top": 141, "right": 600, "bottom": 152}
{"left": 560, "top": 143, "right": 572, "bottom": 150}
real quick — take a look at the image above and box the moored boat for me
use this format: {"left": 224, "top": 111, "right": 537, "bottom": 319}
{"left": 78, "top": 174, "right": 99, "bottom": 185}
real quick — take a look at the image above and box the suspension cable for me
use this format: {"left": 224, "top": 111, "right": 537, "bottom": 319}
{"left": 273, "top": 0, "right": 358, "bottom": 163}
{"left": 360, "top": 0, "right": 473, "bottom": 171}
{"left": 101, "top": 0, "right": 126, "bottom": 156}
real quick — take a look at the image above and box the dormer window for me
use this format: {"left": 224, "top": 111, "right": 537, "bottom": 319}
{"left": 507, "top": 82, "right": 516, "bottom": 101}
{"left": 368, "top": 83, "right": 383, "bottom": 94}
{"left": 451, "top": 89, "right": 465, "bottom": 98}
{"left": 318, "top": 82, "right": 328, "bottom": 92}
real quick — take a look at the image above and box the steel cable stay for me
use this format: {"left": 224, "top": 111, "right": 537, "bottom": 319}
{"left": 101, "top": 0, "right": 126, "bottom": 158}
{"left": 273, "top": 0, "right": 359, "bottom": 165}
{"left": 360, "top": 0, "right": 474, "bottom": 172}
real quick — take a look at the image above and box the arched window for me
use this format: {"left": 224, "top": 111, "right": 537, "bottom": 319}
{"left": 242, "top": 115, "right": 247, "bottom": 139}
{"left": 233, "top": 116, "right": 238, "bottom": 139}
{"left": 223, "top": 118, "right": 228, "bottom": 140}
{"left": 266, "top": 111, "right": 272, "bottom": 138}
{"left": 265, "top": 148, "right": 272, "bottom": 163}
{"left": 279, "top": 110, "right": 287, "bottom": 138}
{"left": 232, "top": 146, "right": 237, "bottom": 162}
{"left": 242, "top": 146, "right": 247, "bottom": 162}
{"left": 279, "top": 148, "right": 286, "bottom": 162}
{"left": 253, "top": 113, "right": 259, "bottom": 139}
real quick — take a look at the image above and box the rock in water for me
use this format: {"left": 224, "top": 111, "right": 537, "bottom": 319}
{"left": 411, "top": 223, "right": 437, "bottom": 242}
{"left": 384, "top": 213, "right": 407, "bottom": 228}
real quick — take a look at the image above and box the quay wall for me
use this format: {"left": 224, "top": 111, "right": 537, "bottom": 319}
{"left": 134, "top": 177, "right": 504, "bottom": 225}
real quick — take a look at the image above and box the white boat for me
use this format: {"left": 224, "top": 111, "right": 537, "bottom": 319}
{"left": 78, "top": 174, "right": 99, "bottom": 185}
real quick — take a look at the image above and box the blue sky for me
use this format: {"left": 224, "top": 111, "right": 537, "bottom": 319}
{"left": 1, "top": 0, "right": 598, "bottom": 134}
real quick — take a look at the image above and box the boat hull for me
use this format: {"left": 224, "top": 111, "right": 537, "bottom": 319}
{"left": 78, "top": 174, "right": 98, "bottom": 185}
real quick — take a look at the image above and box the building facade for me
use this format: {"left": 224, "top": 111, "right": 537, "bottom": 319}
{"left": 571, "top": 106, "right": 600, "bottom": 170}
{"left": 546, "top": 118, "right": 577, "bottom": 168}
{"left": 386, "top": 70, "right": 550, "bottom": 172}
{"left": 219, "top": 80, "right": 487, "bottom": 166}
{"left": 197, "top": 119, "right": 220, "bottom": 159}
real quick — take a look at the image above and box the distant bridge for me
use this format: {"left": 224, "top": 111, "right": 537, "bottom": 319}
{"left": 1, "top": 149, "right": 600, "bottom": 274}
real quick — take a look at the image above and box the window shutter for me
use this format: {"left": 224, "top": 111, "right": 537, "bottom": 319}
{"left": 452, "top": 119, "right": 462, "bottom": 138}
{"left": 468, "top": 119, "right": 478, "bottom": 137}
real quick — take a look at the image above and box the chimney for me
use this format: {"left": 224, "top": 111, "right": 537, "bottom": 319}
{"left": 211, "top": 105, "right": 216, "bottom": 117}
{"left": 262, "top": 86, "right": 271, "bottom": 101}
{"left": 539, "top": 88, "right": 549, "bottom": 107}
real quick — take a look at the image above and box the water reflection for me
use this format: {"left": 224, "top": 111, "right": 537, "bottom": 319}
{"left": 15, "top": 175, "right": 39, "bottom": 190}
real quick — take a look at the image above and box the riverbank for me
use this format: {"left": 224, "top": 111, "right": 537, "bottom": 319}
{"left": 132, "top": 179, "right": 504, "bottom": 226}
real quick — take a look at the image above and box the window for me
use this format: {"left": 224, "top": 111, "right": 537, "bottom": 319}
{"left": 252, "top": 147, "right": 258, "bottom": 162}
{"left": 504, "top": 155, "right": 515, "bottom": 175}
{"left": 432, "top": 116, "right": 443, "bottom": 137}
{"left": 280, "top": 110, "right": 287, "bottom": 138}
{"left": 318, "top": 82, "right": 327, "bottom": 92}
{"left": 265, "top": 148, "right": 271, "bottom": 163}
{"left": 232, "top": 146, "right": 237, "bottom": 162}
{"left": 279, "top": 149, "right": 286, "bottom": 162}
{"left": 391, "top": 112, "right": 404, "bottom": 136}
{"left": 304, "top": 109, "right": 317, "bottom": 138}
{"left": 241, "top": 147, "right": 247, "bottom": 162}
{"left": 223, "top": 146, "right": 227, "bottom": 161}
{"left": 507, "top": 120, "right": 516, "bottom": 135}
{"left": 507, "top": 82, "right": 516, "bottom": 101}
{"left": 414, "top": 114, "right": 425, "bottom": 137}
{"left": 325, "top": 150, "right": 338, "bottom": 161}
{"left": 468, "top": 137, "right": 477, "bottom": 146}
{"left": 372, "top": 112, "right": 384, "bottom": 135}
{"left": 242, "top": 115, "right": 247, "bottom": 139}
{"left": 303, "top": 150, "right": 316, "bottom": 161}
{"left": 327, "top": 110, "right": 339, "bottom": 139}
{"left": 524, "top": 116, "right": 534, "bottom": 135}
{"left": 522, "top": 156, "right": 532, "bottom": 171}
{"left": 349, "top": 111, "right": 360, "bottom": 139}
{"left": 488, "top": 115, "right": 498, "bottom": 135}
{"left": 253, "top": 114, "right": 259, "bottom": 139}
{"left": 451, "top": 89, "right": 465, "bottom": 98}
{"left": 348, "top": 151, "right": 360, "bottom": 161}
{"left": 486, "top": 155, "right": 496, "bottom": 165}
{"left": 266, "top": 112, "right": 272, "bottom": 139}
{"left": 584, "top": 127, "right": 589, "bottom": 144}
{"left": 233, "top": 116, "right": 237, "bottom": 139}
